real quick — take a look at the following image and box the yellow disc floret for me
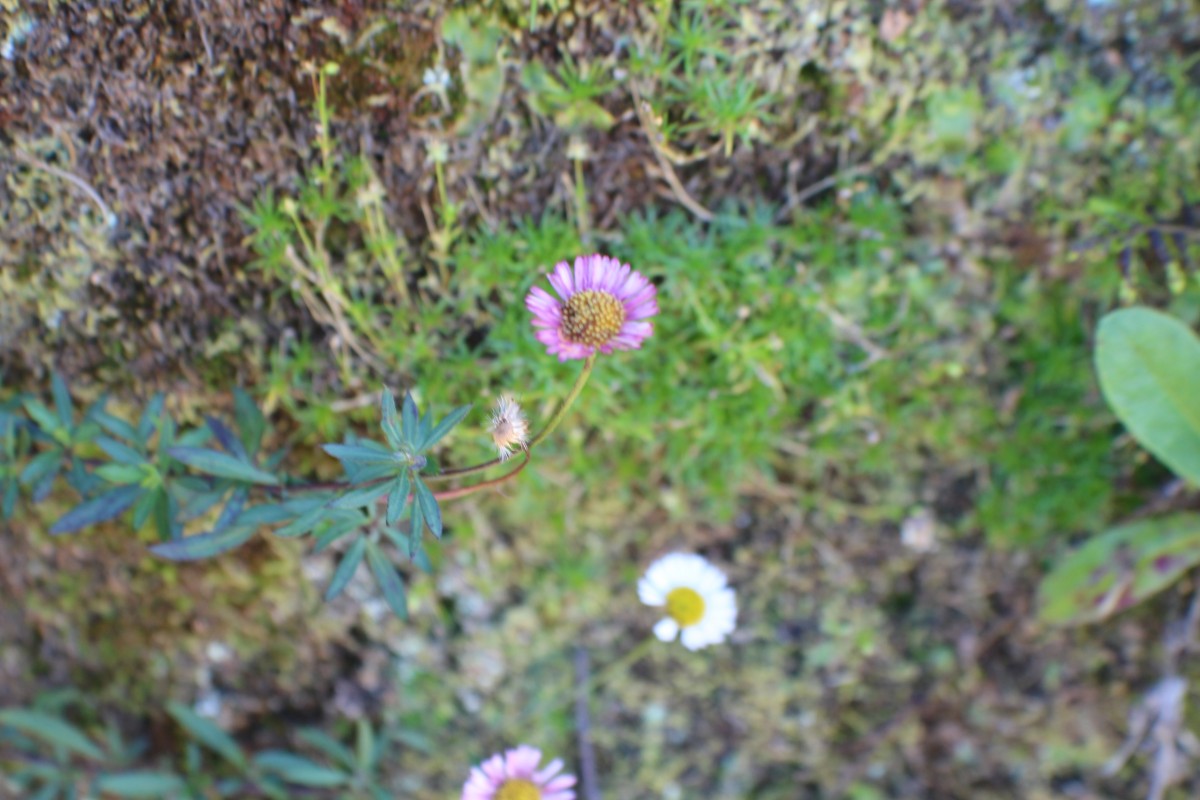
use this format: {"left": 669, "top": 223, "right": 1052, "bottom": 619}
{"left": 666, "top": 587, "right": 706, "bottom": 628}
{"left": 560, "top": 290, "right": 626, "bottom": 347}
{"left": 495, "top": 779, "right": 542, "bottom": 800}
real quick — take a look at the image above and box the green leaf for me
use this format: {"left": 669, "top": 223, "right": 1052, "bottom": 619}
{"left": 233, "top": 387, "right": 266, "bottom": 456}
{"left": 0, "top": 709, "right": 104, "bottom": 760}
{"left": 166, "top": 702, "right": 246, "bottom": 770}
{"left": 167, "top": 447, "right": 280, "bottom": 485}
{"left": 23, "top": 398, "right": 63, "bottom": 434}
{"left": 380, "top": 389, "right": 403, "bottom": 450}
{"left": 138, "top": 394, "right": 165, "bottom": 442}
{"left": 206, "top": 417, "right": 247, "bottom": 461}
{"left": 1096, "top": 307, "right": 1200, "bottom": 483}
{"left": 322, "top": 443, "right": 397, "bottom": 466}
{"left": 154, "top": 487, "right": 181, "bottom": 541}
{"left": 91, "top": 409, "right": 139, "bottom": 444}
{"left": 313, "top": 518, "right": 362, "bottom": 552}
{"left": 51, "top": 373, "right": 73, "bottom": 428}
{"left": 330, "top": 480, "right": 392, "bottom": 510}
{"left": 132, "top": 488, "right": 158, "bottom": 531}
{"left": 20, "top": 450, "right": 62, "bottom": 486}
{"left": 296, "top": 729, "right": 356, "bottom": 771}
{"left": 253, "top": 751, "right": 348, "bottom": 787}
{"left": 1039, "top": 513, "right": 1200, "bottom": 626}
{"left": 95, "top": 436, "right": 145, "bottom": 465}
{"left": 412, "top": 477, "right": 442, "bottom": 539}
{"left": 94, "top": 772, "right": 185, "bottom": 797}
{"left": 150, "top": 524, "right": 256, "bottom": 561}
{"left": 325, "top": 536, "right": 366, "bottom": 601}
{"left": 401, "top": 394, "right": 419, "bottom": 446}
{"left": 409, "top": 494, "right": 424, "bottom": 557}
{"left": 366, "top": 540, "right": 408, "bottom": 620}
{"left": 419, "top": 405, "right": 472, "bottom": 451}
{"left": 386, "top": 472, "right": 410, "bottom": 526}
{"left": 50, "top": 485, "right": 143, "bottom": 535}
{"left": 95, "top": 463, "right": 145, "bottom": 485}
{"left": 274, "top": 506, "right": 329, "bottom": 538}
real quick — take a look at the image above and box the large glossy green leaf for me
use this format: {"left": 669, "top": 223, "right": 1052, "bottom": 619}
{"left": 50, "top": 485, "right": 143, "bottom": 535}
{"left": 166, "top": 702, "right": 246, "bottom": 769}
{"left": 0, "top": 709, "right": 104, "bottom": 760}
{"left": 1096, "top": 307, "right": 1200, "bottom": 483}
{"left": 1039, "top": 513, "right": 1200, "bottom": 626}
{"left": 94, "top": 772, "right": 185, "bottom": 797}
{"left": 167, "top": 447, "right": 279, "bottom": 485}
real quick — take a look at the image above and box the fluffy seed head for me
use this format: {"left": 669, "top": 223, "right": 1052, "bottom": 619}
{"left": 490, "top": 395, "right": 529, "bottom": 462}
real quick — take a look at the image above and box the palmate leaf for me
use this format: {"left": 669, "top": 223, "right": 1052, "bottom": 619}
{"left": 167, "top": 447, "right": 279, "bottom": 486}
{"left": 366, "top": 540, "right": 408, "bottom": 619}
{"left": 50, "top": 485, "right": 143, "bottom": 535}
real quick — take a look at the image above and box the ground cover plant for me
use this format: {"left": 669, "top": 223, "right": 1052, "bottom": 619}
{"left": 3, "top": 0, "right": 1200, "bottom": 798}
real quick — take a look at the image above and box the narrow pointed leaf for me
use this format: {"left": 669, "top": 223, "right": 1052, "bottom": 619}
{"left": 233, "top": 387, "right": 266, "bottom": 455}
{"left": 95, "top": 463, "right": 145, "bottom": 485}
{"left": 409, "top": 496, "right": 424, "bottom": 557}
{"left": 401, "top": 394, "right": 418, "bottom": 446}
{"left": 154, "top": 488, "right": 182, "bottom": 541}
{"left": 150, "top": 524, "right": 256, "bottom": 561}
{"left": 51, "top": 373, "right": 73, "bottom": 427}
{"left": 23, "top": 398, "right": 62, "bottom": 434}
{"left": 0, "top": 709, "right": 105, "bottom": 760}
{"left": 132, "top": 489, "right": 158, "bottom": 531}
{"left": 331, "top": 480, "right": 392, "bottom": 510}
{"left": 366, "top": 540, "right": 408, "bottom": 619}
{"left": 91, "top": 409, "right": 138, "bottom": 442}
{"left": 253, "top": 751, "right": 348, "bottom": 787}
{"left": 419, "top": 405, "right": 472, "bottom": 451}
{"left": 20, "top": 450, "right": 62, "bottom": 486}
{"left": 412, "top": 477, "right": 442, "bottom": 539}
{"left": 206, "top": 417, "right": 247, "bottom": 461}
{"left": 95, "top": 772, "right": 185, "bottom": 797}
{"left": 167, "top": 447, "right": 279, "bottom": 485}
{"left": 138, "top": 393, "right": 165, "bottom": 442}
{"left": 275, "top": 506, "right": 328, "bottom": 538}
{"left": 380, "top": 389, "right": 403, "bottom": 450}
{"left": 166, "top": 702, "right": 246, "bottom": 769}
{"left": 322, "top": 443, "right": 397, "bottom": 466}
{"left": 325, "top": 536, "right": 366, "bottom": 601}
{"left": 95, "top": 436, "right": 145, "bottom": 465}
{"left": 386, "top": 472, "right": 410, "bottom": 526}
{"left": 296, "top": 729, "right": 356, "bottom": 771}
{"left": 50, "top": 485, "right": 142, "bottom": 535}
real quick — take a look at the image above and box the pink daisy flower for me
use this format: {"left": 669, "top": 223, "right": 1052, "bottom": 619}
{"left": 525, "top": 254, "right": 658, "bottom": 361}
{"left": 461, "top": 745, "right": 576, "bottom": 800}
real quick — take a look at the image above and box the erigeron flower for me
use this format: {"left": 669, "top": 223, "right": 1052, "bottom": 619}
{"left": 489, "top": 395, "right": 529, "bottom": 462}
{"left": 461, "top": 745, "right": 576, "bottom": 800}
{"left": 638, "top": 553, "right": 737, "bottom": 651}
{"left": 525, "top": 254, "right": 658, "bottom": 361}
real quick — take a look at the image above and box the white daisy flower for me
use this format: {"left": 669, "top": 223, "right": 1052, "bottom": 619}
{"left": 638, "top": 553, "right": 736, "bottom": 651}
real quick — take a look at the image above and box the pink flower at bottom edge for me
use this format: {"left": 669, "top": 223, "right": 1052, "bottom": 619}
{"left": 461, "top": 745, "right": 577, "bottom": 800}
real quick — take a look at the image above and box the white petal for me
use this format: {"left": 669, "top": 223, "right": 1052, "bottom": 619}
{"left": 653, "top": 617, "right": 679, "bottom": 642}
{"left": 638, "top": 577, "right": 665, "bottom": 606}
{"left": 680, "top": 625, "right": 710, "bottom": 651}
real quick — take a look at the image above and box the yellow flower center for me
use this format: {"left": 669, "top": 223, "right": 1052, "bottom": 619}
{"left": 561, "top": 290, "right": 626, "bottom": 347}
{"left": 495, "top": 779, "right": 541, "bottom": 800}
{"left": 666, "top": 587, "right": 706, "bottom": 628}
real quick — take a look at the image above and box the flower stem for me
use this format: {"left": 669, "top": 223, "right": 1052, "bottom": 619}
{"left": 430, "top": 354, "right": 596, "bottom": 480}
